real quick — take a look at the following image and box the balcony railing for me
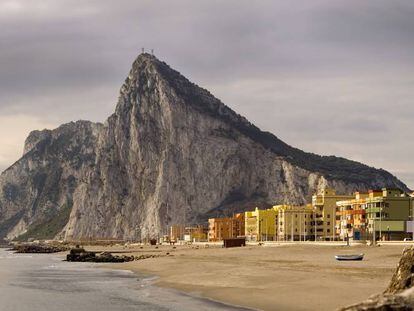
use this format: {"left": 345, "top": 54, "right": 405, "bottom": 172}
{"left": 366, "top": 207, "right": 381, "bottom": 214}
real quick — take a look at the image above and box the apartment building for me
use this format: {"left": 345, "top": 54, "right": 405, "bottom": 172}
{"left": 245, "top": 207, "right": 278, "bottom": 241}
{"left": 208, "top": 213, "right": 245, "bottom": 242}
{"left": 336, "top": 191, "right": 374, "bottom": 240}
{"left": 364, "top": 189, "right": 412, "bottom": 241}
{"left": 169, "top": 224, "right": 185, "bottom": 242}
{"left": 312, "top": 188, "right": 354, "bottom": 240}
{"left": 184, "top": 225, "right": 208, "bottom": 242}
{"left": 336, "top": 189, "right": 413, "bottom": 241}
{"left": 274, "top": 204, "right": 314, "bottom": 241}
{"left": 244, "top": 205, "right": 314, "bottom": 241}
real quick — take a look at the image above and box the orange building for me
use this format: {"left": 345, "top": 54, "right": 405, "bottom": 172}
{"left": 169, "top": 224, "right": 185, "bottom": 242}
{"left": 336, "top": 190, "right": 382, "bottom": 240}
{"left": 208, "top": 213, "right": 245, "bottom": 242}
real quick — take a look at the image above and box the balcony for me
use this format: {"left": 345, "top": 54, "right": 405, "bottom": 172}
{"left": 366, "top": 207, "right": 381, "bottom": 214}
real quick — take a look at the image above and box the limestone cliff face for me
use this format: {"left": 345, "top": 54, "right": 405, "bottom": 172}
{"left": 0, "top": 121, "right": 102, "bottom": 240}
{"left": 0, "top": 54, "right": 409, "bottom": 241}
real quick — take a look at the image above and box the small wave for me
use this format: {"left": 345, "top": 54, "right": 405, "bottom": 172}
{"left": 0, "top": 255, "right": 33, "bottom": 259}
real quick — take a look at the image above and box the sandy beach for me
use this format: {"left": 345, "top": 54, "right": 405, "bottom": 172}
{"left": 86, "top": 243, "right": 406, "bottom": 311}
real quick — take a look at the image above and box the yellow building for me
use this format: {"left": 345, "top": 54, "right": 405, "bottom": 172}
{"left": 245, "top": 205, "right": 315, "bottom": 241}
{"left": 245, "top": 207, "right": 278, "bottom": 241}
{"left": 274, "top": 204, "right": 314, "bottom": 241}
{"left": 312, "top": 188, "right": 354, "bottom": 241}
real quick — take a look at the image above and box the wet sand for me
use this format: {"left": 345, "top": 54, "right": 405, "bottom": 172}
{"left": 102, "top": 243, "right": 407, "bottom": 311}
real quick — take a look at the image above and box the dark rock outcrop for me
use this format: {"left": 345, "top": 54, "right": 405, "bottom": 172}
{"left": 66, "top": 248, "right": 134, "bottom": 262}
{"left": 385, "top": 247, "right": 414, "bottom": 295}
{"left": 11, "top": 243, "right": 69, "bottom": 253}
{"left": 341, "top": 247, "right": 414, "bottom": 310}
{"left": 0, "top": 53, "right": 409, "bottom": 241}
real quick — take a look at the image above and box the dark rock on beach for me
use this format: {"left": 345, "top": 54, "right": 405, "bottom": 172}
{"left": 66, "top": 248, "right": 134, "bottom": 263}
{"left": 340, "top": 247, "right": 414, "bottom": 310}
{"left": 385, "top": 247, "right": 414, "bottom": 295}
{"left": 11, "top": 243, "right": 69, "bottom": 253}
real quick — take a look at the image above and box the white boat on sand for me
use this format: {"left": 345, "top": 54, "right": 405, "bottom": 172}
{"left": 335, "top": 254, "right": 364, "bottom": 261}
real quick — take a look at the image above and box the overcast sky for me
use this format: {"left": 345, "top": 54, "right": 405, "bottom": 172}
{"left": 0, "top": 0, "right": 413, "bottom": 189}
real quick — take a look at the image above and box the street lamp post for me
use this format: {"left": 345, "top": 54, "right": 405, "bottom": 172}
{"left": 372, "top": 203, "right": 376, "bottom": 246}
{"left": 411, "top": 197, "right": 414, "bottom": 242}
{"left": 379, "top": 203, "right": 382, "bottom": 242}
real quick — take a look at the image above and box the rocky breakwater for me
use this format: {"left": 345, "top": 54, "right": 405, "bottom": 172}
{"left": 11, "top": 242, "right": 69, "bottom": 253}
{"left": 66, "top": 247, "right": 133, "bottom": 262}
{"left": 65, "top": 247, "right": 161, "bottom": 263}
{"left": 341, "top": 247, "right": 414, "bottom": 310}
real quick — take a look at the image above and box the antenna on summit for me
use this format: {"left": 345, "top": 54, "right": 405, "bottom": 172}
{"left": 141, "top": 47, "right": 145, "bottom": 53}
{"left": 151, "top": 49, "right": 154, "bottom": 55}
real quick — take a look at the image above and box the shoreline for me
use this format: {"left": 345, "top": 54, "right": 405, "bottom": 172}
{"left": 4, "top": 242, "right": 407, "bottom": 310}
{"left": 98, "top": 243, "right": 407, "bottom": 311}
{"left": 104, "top": 267, "right": 258, "bottom": 311}
{"left": 1, "top": 248, "right": 249, "bottom": 311}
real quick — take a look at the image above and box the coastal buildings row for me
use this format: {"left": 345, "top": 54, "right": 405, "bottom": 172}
{"left": 168, "top": 188, "right": 414, "bottom": 243}
{"left": 336, "top": 188, "right": 413, "bottom": 241}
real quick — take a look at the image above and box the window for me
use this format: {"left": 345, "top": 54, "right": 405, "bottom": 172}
{"left": 327, "top": 214, "right": 330, "bottom": 218}
{"left": 327, "top": 229, "right": 331, "bottom": 233}
{"left": 327, "top": 222, "right": 330, "bottom": 225}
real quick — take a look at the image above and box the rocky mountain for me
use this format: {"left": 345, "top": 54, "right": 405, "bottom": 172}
{"left": 0, "top": 53, "right": 409, "bottom": 241}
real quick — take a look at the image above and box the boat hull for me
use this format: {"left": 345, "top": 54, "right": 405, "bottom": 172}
{"left": 335, "top": 254, "right": 364, "bottom": 261}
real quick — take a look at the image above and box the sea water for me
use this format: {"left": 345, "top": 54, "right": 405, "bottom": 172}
{"left": 0, "top": 249, "right": 249, "bottom": 311}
